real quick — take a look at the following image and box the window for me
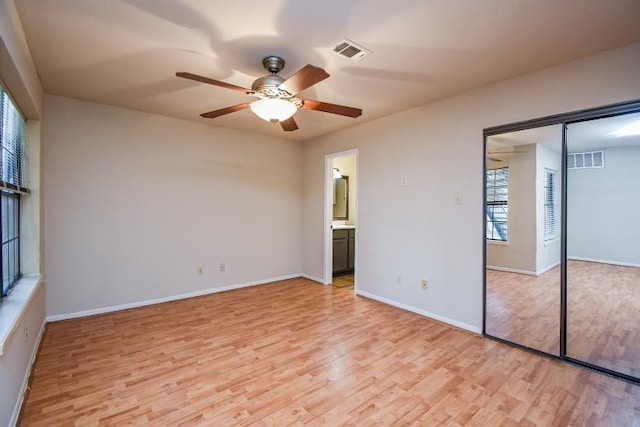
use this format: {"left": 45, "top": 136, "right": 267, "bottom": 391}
{"left": 0, "top": 87, "right": 28, "bottom": 300}
{"left": 544, "top": 169, "right": 557, "bottom": 240}
{"left": 486, "top": 167, "right": 509, "bottom": 241}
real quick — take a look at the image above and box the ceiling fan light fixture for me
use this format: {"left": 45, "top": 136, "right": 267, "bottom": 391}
{"left": 250, "top": 98, "right": 297, "bottom": 123}
{"left": 177, "top": 55, "right": 362, "bottom": 131}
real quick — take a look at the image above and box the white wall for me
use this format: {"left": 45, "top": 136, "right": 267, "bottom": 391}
{"left": 486, "top": 144, "right": 537, "bottom": 273}
{"left": 302, "top": 42, "right": 640, "bottom": 332}
{"left": 567, "top": 145, "right": 640, "bottom": 266}
{"left": 486, "top": 137, "right": 562, "bottom": 276}
{"left": 536, "top": 142, "right": 562, "bottom": 273}
{"left": 42, "top": 95, "right": 303, "bottom": 317}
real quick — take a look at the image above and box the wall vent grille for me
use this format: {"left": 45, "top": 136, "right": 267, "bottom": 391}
{"left": 567, "top": 150, "right": 604, "bottom": 169}
{"left": 332, "top": 39, "right": 371, "bottom": 62}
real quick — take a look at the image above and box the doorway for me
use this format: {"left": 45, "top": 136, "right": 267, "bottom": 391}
{"left": 324, "top": 150, "right": 358, "bottom": 291}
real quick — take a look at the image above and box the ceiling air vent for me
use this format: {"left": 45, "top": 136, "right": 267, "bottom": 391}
{"left": 332, "top": 39, "right": 371, "bottom": 63}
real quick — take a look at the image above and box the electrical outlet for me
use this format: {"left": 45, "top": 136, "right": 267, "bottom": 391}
{"left": 396, "top": 275, "right": 402, "bottom": 284}
{"left": 197, "top": 267, "right": 203, "bottom": 275}
{"left": 24, "top": 324, "right": 28, "bottom": 339}
{"left": 421, "top": 280, "right": 428, "bottom": 290}
{"left": 219, "top": 263, "right": 225, "bottom": 272}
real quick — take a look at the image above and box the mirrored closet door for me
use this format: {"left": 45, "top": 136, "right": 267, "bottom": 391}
{"left": 484, "top": 100, "right": 640, "bottom": 384}
{"left": 566, "top": 112, "right": 640, "bottom": 379}
{"left": 485, "top": 125, "right": 563, "bottom": 356}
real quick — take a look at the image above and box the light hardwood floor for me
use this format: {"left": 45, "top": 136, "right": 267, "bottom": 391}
{"left": 486, "top": 266, "right": 561, "bottom": 355}
{"left": 486, "top": 260, "right": 640, "bottom": 378}
{"left": 21, "top": 277, "right": 640, "bottom": 425}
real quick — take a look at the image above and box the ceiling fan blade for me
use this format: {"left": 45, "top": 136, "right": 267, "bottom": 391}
{"left": 301, "top": 99, "right": 362, "bottom": 118}
{"left": 200, "top": 103, "right": 251, "bottom": 119}
{"left": 278, "top": 65, "right": 329, "bottom": 95}
{"left": 280, "top": 117, "right": 299, "bottom": 132}
{"left": 177, "top": 72, "right": 252, "bottom": 95}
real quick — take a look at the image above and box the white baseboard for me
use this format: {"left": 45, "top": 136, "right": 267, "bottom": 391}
{"left": 10, "top": 318, "right": 46, "bottom": 427}
{"left": 300, "top": 274, "right": 324, "bottom": 284}
{"left": 536, "top": 261, "right": 561, "bottom": 276}
{"left": 568, "top": 256, "right": 640, "bottom": 268}
{"left": 486, "top": 265, "right": 537, "bottom": 276}
{"left": 355, "top": 290, "right": 481, "bottom": 335}
{"left": 486, "top": 263, "right": 561, "bottom": 276}
{"left": 46, "top": 274, "right": 303, "bottom": 322}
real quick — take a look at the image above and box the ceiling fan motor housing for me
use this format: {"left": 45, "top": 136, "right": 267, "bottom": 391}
{"left": 251, "top": 56, "right": 299, "bottom": 103}
{"left": 262, "top": 56, "right": 285, "bottom": 74}
{"left": 251, "top": 75, "right": 300, "bottom": 107}
{"left": 251, "top": 74, "right": 286, "bottom": 95}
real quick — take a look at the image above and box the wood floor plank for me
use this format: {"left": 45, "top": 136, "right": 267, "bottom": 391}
{"left": 20, "top": 277, "right": 640, "bottom": 425}
{"left": 487, "top": 260, "right": 640, "bottom": 378}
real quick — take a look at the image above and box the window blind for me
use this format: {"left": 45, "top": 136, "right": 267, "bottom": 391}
{"left": 544, "top": 169, "right": 556, "bottom": 240}
{"left": 0, "top": 85, "right": 27, "bottom": 299}
{"left": 0, "top": 88, "right": 28, "bottom": 194}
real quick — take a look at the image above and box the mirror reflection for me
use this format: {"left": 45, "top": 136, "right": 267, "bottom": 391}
{"left": 566, "top": 112, "right": 640, "bottom": 378}
{"left": 485, "top": 124, "right": 562, "bottom": 355}
{"left": 333, "top": 175, "right": 349, "bottom": 220}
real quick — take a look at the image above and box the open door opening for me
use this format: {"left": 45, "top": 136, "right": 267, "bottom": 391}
{"left": 324, "top": 150, "right": 358, "bottom": 291}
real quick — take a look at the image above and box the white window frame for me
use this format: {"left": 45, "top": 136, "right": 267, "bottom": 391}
{"left": 486, "top": 167, "right": 509, "bottom": 242}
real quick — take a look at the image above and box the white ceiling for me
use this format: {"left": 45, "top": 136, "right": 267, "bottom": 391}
{"left": 489, "top": 112, "right": 640, "bottom": 154}
{"left": 568, "top": 112, "right": 640, "bottom": 151}
{"left": 15, "top": 0, "right": 640, "bottom": 141}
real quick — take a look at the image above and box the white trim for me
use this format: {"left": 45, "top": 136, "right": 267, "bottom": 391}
{"left": 10, "top": 318, "right": 46, "bottom": 427}
{"left": 0, "top": 275, "right": 42, "bottom": 356}
{"left": 487, "top": 262, "right": 561, "bottom": 276}
{"left": 46, "top": 274, "right": 302, "bottom": 322}
{"left": 568, "top": 256, "right": 640, "bottom": 268}
{"left": 323, "top": 155, "right": 333, "bottom": 285}
{"left": 300, "top": 274, "right": 324, "bottom": 284}
{"left": 356, "top": 290, "right": 481, "bottom": 334}
{"left": 0, "top": 183, "right": 30, "bottom": 196}
{"left": 486, "top": 265, "right": 537, "bottom": 276}
{"left": 489, "top": 258, "right": 638, "bottom": 275}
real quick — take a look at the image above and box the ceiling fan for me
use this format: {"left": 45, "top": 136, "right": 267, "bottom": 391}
{"left": 488, "top": 150, "right": 528, "bottom": 162}
{"left": 177, "top": 56, "right": 362, "bottom": 132}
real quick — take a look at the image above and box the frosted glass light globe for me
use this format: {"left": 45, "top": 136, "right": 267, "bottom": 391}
{"left": 250, "top": 98, "right": 297, "bottom": 122}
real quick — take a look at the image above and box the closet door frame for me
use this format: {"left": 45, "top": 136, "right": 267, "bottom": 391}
{"left": 483, "top": 98, "right": 640, "bottom": 385}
